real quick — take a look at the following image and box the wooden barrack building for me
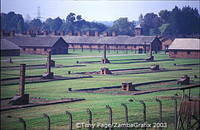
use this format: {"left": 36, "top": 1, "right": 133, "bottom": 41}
{"left": 5, "top": 36, "right": 69, "bottom": 55}
{"left": 168, "top": 38, "right": 200, "bottom": 59}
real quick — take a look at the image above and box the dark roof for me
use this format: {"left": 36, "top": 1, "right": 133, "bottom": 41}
{"left": 62, "top": 35, "right": 157, "bottom": 45}
{"left": 0, "top": 39, "right": 21, "bottom": 50}
{"left": 5, "top": 36, "right": 67, "bottom": 47}
{"left": 61, "top": 35, "right": 100, "bottom": 44}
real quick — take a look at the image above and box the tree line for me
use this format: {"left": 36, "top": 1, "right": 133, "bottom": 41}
{"left": 1, "top": 6, "right": 199, "bottom": 36}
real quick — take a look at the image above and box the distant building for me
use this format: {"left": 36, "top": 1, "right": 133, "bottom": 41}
{"left": 0, "top": 39, "right": 21, "bottom": 56}
{"left": 168, "top": 38, "right": 200, "bottom": 58}
{"left": 5, "top": 36, "right": 69, "bottom": 55}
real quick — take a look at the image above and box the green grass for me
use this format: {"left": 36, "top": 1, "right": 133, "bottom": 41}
{"left": 1, "top": 50, "right": 199, "bottom": 130}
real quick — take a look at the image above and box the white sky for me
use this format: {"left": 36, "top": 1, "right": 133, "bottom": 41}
{"left": 1, "top": 0, "right": 200, "bottom": 21}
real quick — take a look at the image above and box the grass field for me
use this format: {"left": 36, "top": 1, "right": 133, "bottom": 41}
{"left": 1, "top": 49, "right": 199, "bottom": 130}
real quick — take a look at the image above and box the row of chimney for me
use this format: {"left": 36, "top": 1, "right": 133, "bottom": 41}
{"left": 0, "top": 30, "right": 118, "bottom": 37}
{"left": 1, "top": 29, "right": 143, "bottom": 37}
{"left": 1, "top": 30, "right": 16, "bottom": 37}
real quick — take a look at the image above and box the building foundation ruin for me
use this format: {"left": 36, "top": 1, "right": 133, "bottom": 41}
{"left": 122, "top": 82, "right": 136, "bottom": 91}
{"left": 100, "top": 68, "right": 112, "bottom": 74}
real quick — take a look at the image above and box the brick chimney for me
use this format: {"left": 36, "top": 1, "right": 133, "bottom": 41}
{"left": 103, "top": 32, "right": 109, "bottom": 37}
{"left": 57, "top": 32, "right": 61, "bottom": 36}
{"left": 28, "top": 30, "right": 32, "bottom": 35}
{"left": 95, "top": 31, "right": 99, "bottom": 36}
{"left": 10, "top": 30, "right": 15, "bottom": 37}
{"left": 1, "top": 30, "right": 4, "bottom": 37}
{"left": 77, "top": 31, "right": 81, "bottom": 36}
{"left": 53, "top": 31, "right": 57, "bottom": 35}
{"left": 112, "top": 31, "right": 117, "bottom": 36}
{"left": 44, "top": 31, "right": 49, "bottom": 35}
{"left": 86, "top": 31, "right": 91, "bottom": 36}
{"left": 68, "top": 31, "right": 73, "bottom": 36}
{"left": 61, "top": 31, "right": 65, "bottom": 36}
{"left": 36, "top": 30, "right": 40, "bottom": 35}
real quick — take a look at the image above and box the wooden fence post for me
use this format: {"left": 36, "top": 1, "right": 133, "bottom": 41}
{"left": 18, "top": 117, "right": 26, "bottom": 130}
{"left": 43, "top": 113, "right": 51, "bottom": 130}
{"left": 66, "top": 111, "right": 72, "bottom": 130}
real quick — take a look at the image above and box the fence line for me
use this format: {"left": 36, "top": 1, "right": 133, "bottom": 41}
{"left": 9, "top": 98, "right": 182, "bottom": 130}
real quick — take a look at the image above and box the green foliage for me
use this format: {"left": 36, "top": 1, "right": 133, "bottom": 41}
{"left": 107, "top": 17, "right": 135, "bottom": 35}
{"left": 28, "top": 19, "right": 43, "bottom": 31}
{"left": 158, "top": 23, "right": 170, "bottom": 35}
{"left": 0, "top": 12, "right": 25, "bottom": 33}
{"left": 142, "top": 13, "right": 162, "bottom": 35}
{"left": 1, "top": 6, "right": 199, "bottom": 36}
{"left": 159, "top": 6, "right": 200, "bottom": 36}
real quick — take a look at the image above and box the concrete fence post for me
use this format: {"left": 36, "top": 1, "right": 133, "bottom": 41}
{"left": 106, "top": 105, "right": 113, "bottom": 130}
{"left": 156, "top": 98, "right": 163, "bottom": 123}
{"left": 139, "top": 100, "right": 146, "bottom": 130}
{"left": 173, "top": 98, "right": 178, "bottom": 130}
{"left": 87, "top": 108, "right": 93, "bottom": 130}
{"left": 18, "top": 117, "right": 26, "bottom": 130}
{"left": 156, "top": 98, "right": 163, "bottom": 130}
{"left": 121, "top": 103, "right": 128, "bottom": 123}
{"left": 66, "top": 111, "right": 72, "bottom": 130}
{"left": 43, "top": 113, "right": 51, "bottom": 130}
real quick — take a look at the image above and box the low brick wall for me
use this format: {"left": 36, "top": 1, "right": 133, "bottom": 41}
{"left": 169, "top": 50, "right": 200, "bottom": 59}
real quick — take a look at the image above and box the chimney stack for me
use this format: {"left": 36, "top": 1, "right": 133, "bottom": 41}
{"left": 103, "top": 32, "right": 109, "bottom": 37}
{"left": 95, "top": 31, "right": 99, "bottom": 36}
{"left": 112, "top": 31, "right": 117, "bottom": 37}
{"left": 19, "top": 64, "right": 26, "bottom": 96}
{"left": 54, "top": 31, "right": 57, "bottom": 35}
{"left": 1, "top": 30, "right": 4, "bottom": 37}
{"left": 77, "top": 31, "right": 81, "bottom": 36}
{"left": 44, "top": 31, "right": 49, "bottom": 35}
{"left": 10, "top": 30, "right": 15, "bottom": 37}
{"left": 86, "top": 31, "right": 91, "bottom": 36}
{"left": 61, "top": 31, "right": 65, "bottom": 36}
{"left": 68, "top": 31, "right": 73, "bottom": 36}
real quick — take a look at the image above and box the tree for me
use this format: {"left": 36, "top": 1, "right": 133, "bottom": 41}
{"left": 66, "top": 12, "right": 76, "bottom": 23}
{"left": 142, "top": 13, "right": 162, "bottom": 35}
{"left": 159, "top": 10, "right": 171, "bottom": 23}
{"left": 108, "top": 17, "right": 135, "bottom": 35}
{"left": 138, "top": 14, "right": 144, "bottom": 24}
{"left": 0, "top": 12, "right": 25, "bottom": 33}
{"left": 29, "top": 19, "right": 43, "bottom": 31}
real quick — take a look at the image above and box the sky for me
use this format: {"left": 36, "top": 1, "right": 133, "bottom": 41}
{"left": 1, "top": 0, "right": 200, "bottom": 22}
